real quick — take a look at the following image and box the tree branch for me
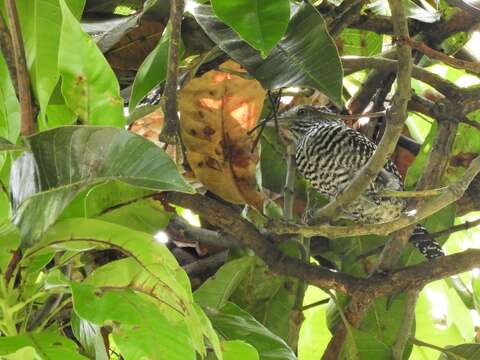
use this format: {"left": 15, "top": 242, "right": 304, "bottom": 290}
{"left": 166, "top": 216, "right": 243, "bottom": 248}
{"left": 160, "top": 0, "right": 184, "bottom": 144}
{"left": 401, "top": 37, "right": 480, "bottom": 74}
{"left": 5, "top": 0, "right": 34, "bottom": 136}
{"left": 163, "top": 193, "right": 361, "bottom": 294}
{"left": 342, "top": 56, "right": 460, "bottom": 98}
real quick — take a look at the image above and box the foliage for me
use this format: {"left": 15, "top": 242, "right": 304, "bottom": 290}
{"left": 0, "top": 0, "right": 479, "bottom": 359}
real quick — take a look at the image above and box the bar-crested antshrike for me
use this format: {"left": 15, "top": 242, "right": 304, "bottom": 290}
{"left": 275, "top": 105, "right": 444, "bottom": 260}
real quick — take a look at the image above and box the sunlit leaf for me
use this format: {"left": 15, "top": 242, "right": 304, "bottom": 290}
{"left": 58, "top": 0, "right": 125, "bottom": 126}
{"left": 70, "top": 283, "right": 196, "bottom": 360}
{"left": 222, "top": 340, "right": 260, "bottom": 360}
{"left": 0, "top": 332, "right": 87, "bottom": 359}
{"left": 211, "top": 0, "right": 290, "bottom": 57}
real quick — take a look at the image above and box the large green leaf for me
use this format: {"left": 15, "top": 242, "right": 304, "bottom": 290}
{"left": 58, "top": 0, "right": 125, "bottom": 126}
{"left": 207, "top": 302, "right": 296, "bottom": 360}
{"left": 70, "top": 283, "right": 196, "bottom": 360}
{"left": 194, "top": 256, "right": 255, "bottom": 309}
{"left": 191, "top": 2, "right": 343, "bottom": 105}
{"left": 211, "top": 0, "right": 289, "bottom": 57}
{"left": 0, "top": 332, "right": 88, "bottom": 359}
{"left": 129, "top": 24, "right": 173, "bottom": 111}
{"left": 10, "top": 126, "right": 193, "bottom": 247}
{"left": 33, "top": 219, "right": 221, "bottom": 359}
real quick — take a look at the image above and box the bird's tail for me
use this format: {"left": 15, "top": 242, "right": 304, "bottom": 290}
{"left": 409, "top": 224, "right": 445, "bottom": 260}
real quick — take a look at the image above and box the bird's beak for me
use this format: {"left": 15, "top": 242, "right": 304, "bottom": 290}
{"left": 263, "top": 116, "right": 294, "bottom": 128}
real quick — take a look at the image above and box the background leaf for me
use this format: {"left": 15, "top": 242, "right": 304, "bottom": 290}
{"left": 128, "top": 24, "right": 180, "bottom": 111}
{"left": 58, "top": 0, "right": 125, "bottom": 126}
{"left": 192, "top": 2, "right": 343, "bottom": 105}
{"left": 0, "top": 332, "right": 88, "bottom": 359}
{"left": 207, "top": 302, "right": 297, "bottom": 360}
{"left": 211, "top": 0, "right": 290, "bottom": 57}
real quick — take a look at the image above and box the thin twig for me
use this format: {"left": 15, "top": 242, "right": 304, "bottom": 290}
{"left": 401, "top": 37, "right": 480, "bottom": 74}
{"left": 342, "top": 56, "right": 460, "bottom": 98}
{"left": 302, "top": 298, "right": 330, "bottom": 311}
{"left": 380, "top": 187, "right": 447, "bottom": 198}
{"left": 159, "top": 0, "right": 184, "bottom": 144}
{"left": 5, "top": 0, "right": 35, "bottom": 136}
{"left": 430, "top": 218, "right": 480, "bottom": 238}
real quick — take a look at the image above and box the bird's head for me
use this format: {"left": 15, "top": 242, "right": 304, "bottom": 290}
{"left": 268, "top": 105, "right": 339, "bottom": 143}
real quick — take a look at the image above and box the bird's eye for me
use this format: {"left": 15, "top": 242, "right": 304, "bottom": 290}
{"left": 297, "top": 108, "right": 306, "bottom": 116}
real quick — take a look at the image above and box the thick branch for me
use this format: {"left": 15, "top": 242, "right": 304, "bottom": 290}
{"left": 164, "top": 193, "right": 360, "bottom": 295}
{"left": 368, "top": 249, "right": 480, "bottom": 296}
{"left": 166, "top": 216, "right": 242, "bottom": 248}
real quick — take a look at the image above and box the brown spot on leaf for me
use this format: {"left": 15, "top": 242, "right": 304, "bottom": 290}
{"left": 450, "top": 152, "right": 478, "bottom": 167}
{"left": 203, "top": 126, "right": 215, "bottom": 136}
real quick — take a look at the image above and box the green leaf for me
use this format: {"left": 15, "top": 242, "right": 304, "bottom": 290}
{"left": 129, "top": 24, "right": 184, "bottom": 111}
{"left": 58, "top": 0, "right": 125, "bottom": 126}
{"left": 71, "top": 314, "right": 108, "bottom": 360}
{"left": 10, "top": 126, "right": 193, "bottom": 247}
{"left": 344, "top": 328, "right": 392, "bottom": 360}
{"left": 192, "top": 2, "right": 343, "bottom": 105}
{"left": 30, "top": 219, "right": 221, "bottom": 359}
{"left": 339, "top": 29, "right": 383, "bottom": 56}
{"left": 70, "top": 283, "right": 196, "bottom": 360}
{"left": 207, "top": 302, "right": 297, "bottom": 360}
{"left": 0, "top": 52, "right": 20, "bottom": 143}
{"left": 16, "top": 0, "right": 68, "bottom": 117}
{"left": 0, "top": 332, "right": 88, "bottom": 359}
{"left": 438, "top": 343, "right": 480, "bottom": 359}
{"left": 211, "top": 0, "right": 289, "bottom": 57}
{"left": 194, "top": 256, "right": 255, "bottom": 309}
{"left": 411, "top": 284, "right": 466, "bottom": 359}
{"left": 0, "top": 220, "right": 20, "bottom": 273}
{"left": 298, "top": 287, "right": 331, "bottom": 360}
{"left": 222, "top": 340, "right": 260, "bottom": 360}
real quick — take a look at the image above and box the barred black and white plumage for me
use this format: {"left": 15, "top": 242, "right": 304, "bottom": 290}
{"left": 276, "top": 105, "right": 444, "bottom": 260}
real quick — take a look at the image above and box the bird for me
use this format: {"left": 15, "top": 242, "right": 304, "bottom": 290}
{"left": 273, "top": 105, "right": 444, "bottom": 260}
